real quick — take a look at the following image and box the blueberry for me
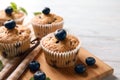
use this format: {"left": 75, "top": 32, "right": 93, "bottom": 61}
{"left": 54, "top": 29, "right": 67, "bottom": 41}
{"left": 74, "top": 64, "right": 86, "bottom": 74}
{"left": 28, "top": 61, "right": 40, "bottom": 72}
{"left": 42, "top": 7, "right": 50, "bottom": 15}
{"left": 4, "top": 20, "right": 16, "bottom": 29}
{"left": 85, "top": 57, "right": 96, "bottom": 66}
{"left": 5, "top": 6, "right": 13, "bottom": 15}
{"left": 34, "top": 71, "right": 46, "bottom": 80}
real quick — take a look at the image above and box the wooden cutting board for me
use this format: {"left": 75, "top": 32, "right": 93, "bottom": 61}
{"left": 20, "top": 47, "right": 113, "bottom": 80}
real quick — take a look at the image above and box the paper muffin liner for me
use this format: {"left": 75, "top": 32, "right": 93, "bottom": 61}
{"left": 31, "top": 20, "right": 64, "bottom": 39}
{"left": 40, "top": 34, "right": 81, "bottom": 68}
{"left": 0, "top": 38, "right": 30, "bottom": 58}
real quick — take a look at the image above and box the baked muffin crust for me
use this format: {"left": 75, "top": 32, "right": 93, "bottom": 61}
{"left": 32, "top": 13, "right": 63, "bottom": 25}
{"left": 0, "top": 10, "right": 11, "bottom": 21}
{"left": 0, "top": 25, "right": 30, "bottom": 43}
{"left": 11, "top": 11, "right": 24, "bottom": 19}
{"left": 41, "top": 33, "right": 79, "bottom": 52}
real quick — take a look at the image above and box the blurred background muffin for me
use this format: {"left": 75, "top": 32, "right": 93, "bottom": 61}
{"left": 31, "top": 7, "right": 63, "bottom": 39}
{"left": 0, "top": 2, "right": 27, "bottom": 26}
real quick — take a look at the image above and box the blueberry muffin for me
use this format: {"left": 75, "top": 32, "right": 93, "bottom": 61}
{"left": 31, "top": 7, "right": 63, "bottom": 39}
{"left": 40, "top": 29, "right": 81, "bottom": 67}
{"left": 0, "top": 2, "right": 27, "bottom": 26}
{"left": 0, "top": 20, "right": 31, "bottom": 58}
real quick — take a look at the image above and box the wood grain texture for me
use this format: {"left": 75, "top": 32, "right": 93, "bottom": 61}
{"left": 20, "top": 48, "right": 113, "bottom": 80}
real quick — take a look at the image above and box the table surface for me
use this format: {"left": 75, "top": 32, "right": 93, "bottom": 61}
{"left": 0, "top": 0, "right": 120, "bottom": 80}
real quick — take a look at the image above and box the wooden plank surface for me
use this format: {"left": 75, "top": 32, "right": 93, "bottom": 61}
{"left": 20, "top": 47, "right": 113, "bottom": 80}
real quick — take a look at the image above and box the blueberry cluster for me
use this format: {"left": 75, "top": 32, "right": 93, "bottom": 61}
{"left": 28, "top": 61, "right": 47, "bottom": 80}
{"left": 74, "top": 57, "right": 96, "bottom": 74}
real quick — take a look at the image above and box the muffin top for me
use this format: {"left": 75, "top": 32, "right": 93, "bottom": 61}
{"left": 0, "top": 22, "right": 31, "bottom": 43}
{"left": 0, "top": 2, "right": 27, "bottom": 22}
{"left": 0, "top": 10, "right": 11, "bottom": 21}
{"left": 41, "top": 33, "right": 80, "bottom": 52}
{"left": 12, "top": 11, "right": 24, "bottom": 19}
{"left": 0, "top": 10, "right": 24, "bottom": 21}
{"left": 32, "top": 13, "right": 63, "bottom": 25}
{"left": 32, "top": 7, "right": 63, "bottom": 25}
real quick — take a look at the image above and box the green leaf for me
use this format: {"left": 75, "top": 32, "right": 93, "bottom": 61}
{"left": 0, "top": 60, "right": 3, "bottom": 71}
{"left": 30, "top": 77, "right": 34, "bottom": 80}
{"left": 34, "top": 12, "right": 42, "bottom": 15}
{"left": 19, "top": 7, "right": 28, "bottom": 15}
{"left": 10, "top": 2, "right": 18, "bottom": 12}
{"left": 46, "top": 77, "right": 51, "bottom": 80}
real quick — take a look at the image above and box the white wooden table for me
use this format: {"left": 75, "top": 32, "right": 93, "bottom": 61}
{"left": 0, "top": 0, "right": 120, "bottom": 80}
